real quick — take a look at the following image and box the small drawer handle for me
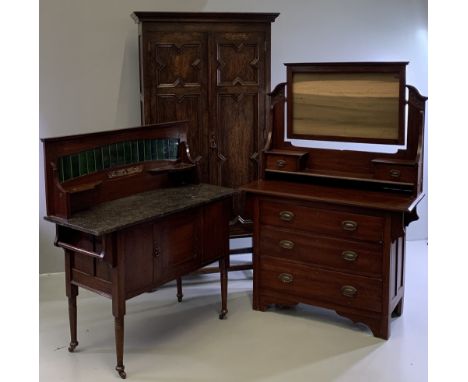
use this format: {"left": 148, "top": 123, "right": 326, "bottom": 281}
{"left": 390, "top": 169, "right": 401, "bottom": 178}
{"left": 342, "top": 250, "right": 358, "bottom": 262}
{"left": 276, "top": 159, "right": 287, "bottom": 168}
{"left": 279, "top": 240, "right": 295, "bottom": 250}
{"left": 279, "top": 211, "right": 295, "bottom": 222}
{"left": 153, "top": 245, "right": 160, "bottom": 258}
{"left": 278, "top": 273, "right": 294, "bottom": 283}
{"left": 342, "top": 220, "right": 358, "bottom": 231}
{"left": 341, "top": 285, "right": 357, "bottom": 297}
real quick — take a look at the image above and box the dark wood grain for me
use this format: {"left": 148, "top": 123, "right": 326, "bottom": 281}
{"left": 259, "top": 225, "right": 383, "bottom": 276}
{"left": 41, "top": 121, "right": 198, "bottom": 219}
{"left": 136, "top": 13, "right": 277, "bottom": 190}
{"left": 247, "top": 63, "right": 426, "bottom": 339}
{"left": 134, "top": 12, "right": 279, "bottom": 273}
{"left": 43, "top": 123, "right": 233, "bottom": 377}
{"left": 264, "top": 71, "right": 427, "bottom": 194}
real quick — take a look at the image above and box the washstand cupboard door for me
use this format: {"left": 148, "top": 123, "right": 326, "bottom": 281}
{"left": 152, "top": 211, "right": 202, "bottom": 284}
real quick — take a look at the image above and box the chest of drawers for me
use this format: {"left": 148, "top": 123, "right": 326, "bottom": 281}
{"left": 242, "top": 180, "right": 422, "bottom": 339}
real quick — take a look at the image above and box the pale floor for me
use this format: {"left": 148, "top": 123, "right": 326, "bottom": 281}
{"left": 40, "top": 241, "right": 427, "bottom": 382}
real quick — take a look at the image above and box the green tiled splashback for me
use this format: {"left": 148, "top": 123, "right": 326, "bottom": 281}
{"left": 58, "top": 138, "right": 179, "bottom": 183}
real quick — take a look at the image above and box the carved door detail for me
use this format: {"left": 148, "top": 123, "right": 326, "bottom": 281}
{"left": 139, "top": 22, "right": 271, "bottom": 193}
{"left": 211, "top": 32, "right": 265, "bottom": 191}
{"left": 216, "top": 93, "right": 259, "bottom": 188}
{"left": 216, "top": 39, "right": 260, "bottom": 86}
{"left": 141, "top": 31, "right": 209, "bottom": 181}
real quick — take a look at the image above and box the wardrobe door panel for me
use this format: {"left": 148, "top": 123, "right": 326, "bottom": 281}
{"left": 216, "top": 36, "right": 260, "bottom": 86}
{"left": 212, "top": 31, "right": 266, "bottom": 188}
{"left": 216, "top": 93, "right": 259, "bottom": 188}
{"left": 141, "top": 30, "right": 209, "bottom": 182}
{"left": 143, "top": 31, "right": 207, "bottom": 91}
{"left": 154, "top": 94, "right": 209, "bottom": 180}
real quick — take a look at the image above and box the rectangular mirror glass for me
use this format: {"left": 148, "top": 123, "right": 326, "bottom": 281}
{"left": 287, "top": 63, "right": 406, "bottom": 144}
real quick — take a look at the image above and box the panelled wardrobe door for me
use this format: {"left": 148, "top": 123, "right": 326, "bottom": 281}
{"left": 133, "top": 12, "right": 279, "bottom": 194}
{"left": 140, "top": 29, "right": 210, "bottom": 181}
{"left": 211, "top": 31, "right": 266, "bottom": 201}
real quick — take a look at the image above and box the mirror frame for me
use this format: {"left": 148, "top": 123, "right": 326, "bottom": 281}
{"left": 286, "top": 62, "right": 408, "bottom": 145}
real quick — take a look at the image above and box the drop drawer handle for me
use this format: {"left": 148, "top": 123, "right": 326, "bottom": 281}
{"left": 342, "top": 220, "right": 358, "bottom": 231}
{"left": 279, "top": 240, "right": 295, "bottom": 250}
{"left": 342, "top": 250, "right": 358, "bottom": 262}
{"left": 341, "top": 285, "right": 357, "bottom": 297}
{"left": 278, "top": 273, "right": 294, "bottom": 283}
{"left": 276, "top": 159, "right": 287, "bottom": 168}
{"left": 389, "top": 169, "right": 401, "bottom": 178}
{"left": 279, "top": 211, "right": 295, "bottom": 222}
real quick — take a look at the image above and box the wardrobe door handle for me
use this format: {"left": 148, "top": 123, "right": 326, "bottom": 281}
{"left": 341, "top": 220, "right": 358, "bottom": 231}
{"left": 278, "top": 273, "right": 294, "bottom": 283}
{"left": 341, "top": 285, "right": 357, "bottom": 298}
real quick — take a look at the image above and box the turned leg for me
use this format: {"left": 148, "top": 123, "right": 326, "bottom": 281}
{"left": 64, "top": 251, "right": 79, "bottom": 352}
{"left": 176, "top": 277, "right": 183, "bottom": 302}
{"left": 219, "top": 257, "right": 228, "bottom": 319}
{"left": 112, "top": 257, "right": 126, "bottom": 379}
{"left": 114, "top": 316, "right": 126, "bottom": 379}
{"left": 67, "top": 285, "right": 79, "bottom": 352}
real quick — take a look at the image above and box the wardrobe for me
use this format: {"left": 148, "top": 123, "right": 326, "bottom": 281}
{"left": 132, "top": 12, "right": 279, "bottom": 231}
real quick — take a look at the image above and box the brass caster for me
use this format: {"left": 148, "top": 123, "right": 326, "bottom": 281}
{"left": 116, "top": 365, "right": 126, "bottom": 379}
{"left": 219, "top": 309, "right": 228, "bottom": 320}
{"left": 68, "top": 341, "right": 78, "bottom": 352}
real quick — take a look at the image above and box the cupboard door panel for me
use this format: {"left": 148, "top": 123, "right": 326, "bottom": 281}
{"left": 143, "top": 31, "right": 207, "bottom": 91}
{"left": 154, "top": 211, "right": 201, "bottom": 283}
{"left": 211, "top": 31, "right": 266, "bottom": 218}
{"left": 122, "top": 223, "right": 154, "bottom": 295}
{"left": 141, "top": 31, "right": 209, "bottom": 182}
{"left": 216, "top": 34, "right": 261, "bottom": 86}
{"left": 202, "top": 199, "right": 230, "bottom": 265}
{"left": 216, "top": 93, "right": 259, "bottom": 188}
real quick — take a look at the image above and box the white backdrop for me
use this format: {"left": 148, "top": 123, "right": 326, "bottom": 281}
{"left": 39, "top": 0, "right": 428, "bottom": 273}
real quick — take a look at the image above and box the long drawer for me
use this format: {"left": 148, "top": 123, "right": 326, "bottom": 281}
{"left": 260, "top": 200, "right": 384, "bottom": 242}
{"left": 260, "top": 225, "right": 382, "bottom": 276}
{"left": 259, "top": 257, "right": 382, "bottom": 313}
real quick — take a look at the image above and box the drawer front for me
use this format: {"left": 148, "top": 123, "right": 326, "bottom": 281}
{"left": 260, "top": 226, "right": 382, "bottom": 276}
{"left": 265, "top": 154, "right": 300, "bottom": 172}
{"left": 373, "top": 163, "right": 417, "bottom": 184}
{"left": 259, "top": 257, "right": 382, "bottom": 313}
{"left": 260, "top": 200, "right": 384, "bottom": 242}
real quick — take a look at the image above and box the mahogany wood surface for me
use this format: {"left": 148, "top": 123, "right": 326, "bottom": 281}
{"left": 43, "top": 123, "right": 234, "bottom": 378}
{"left": 41, "top": 121, "right": 198, "bottom": 219}
{"left": 133, "top": 12, "right": 279, "bottom": 273}
{"left": 264, "top": 78, "right": 427, "bottom": 194}
{"left": 244, "top": 62, "right": 427, "bottom": 339}
{"left": 133, "top": 11, "right": 278, "bottom": 193}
